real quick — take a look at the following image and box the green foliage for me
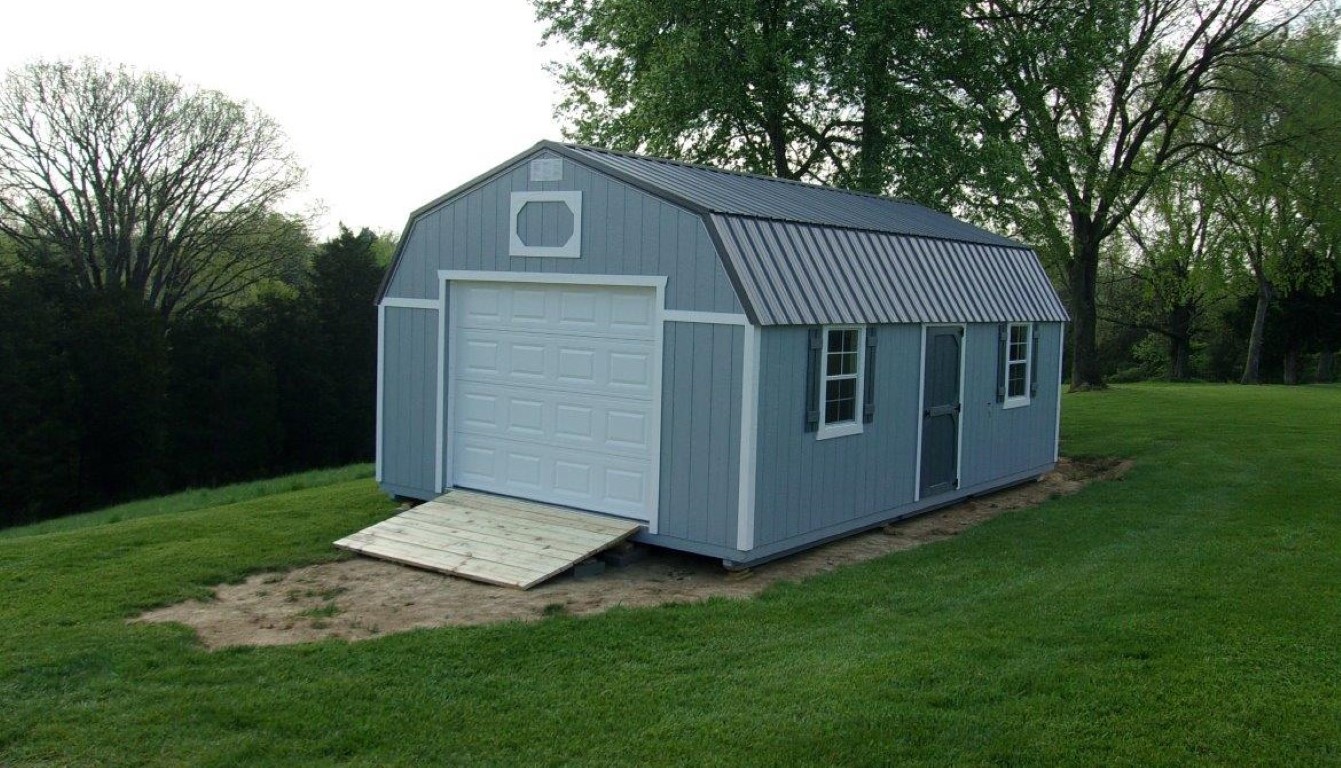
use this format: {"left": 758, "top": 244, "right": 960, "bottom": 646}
{"left": 534, "top": 0, "right": 991, "bottom": 206}
{"left": 0, "top": 59, "right": 306, "bottom": 319}
{"left": 0, "top": 227, "right": 390, "bottom": 529}
{"left": 3, "top": 386, "right": 1341, "bottom": 764}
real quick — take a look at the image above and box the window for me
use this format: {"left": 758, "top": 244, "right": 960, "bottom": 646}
{"left": 1005, "top": 322, "right": 1032, "bottom": 408}
{"left": 819, "top": 326, "right": 864, "bottom": 439}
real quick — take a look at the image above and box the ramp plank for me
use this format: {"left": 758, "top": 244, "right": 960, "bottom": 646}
{"left": 334, "top": 490, "right": 643, "bottom": 589}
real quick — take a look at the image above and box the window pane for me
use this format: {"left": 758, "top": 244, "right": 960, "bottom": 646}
{"left": 825, "top": 377, "right": 857, "bottom": 424}
{"left": 1008, "top": 361, "right": 1027, "bottom": 398}
{"left": 1008, "top": 324, "right": 1029, "bottom": 363}
{"left": 829, "top": 328, "right": 857, "bottom": 353}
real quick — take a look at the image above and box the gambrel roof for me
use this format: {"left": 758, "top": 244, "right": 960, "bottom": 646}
{"left": 379, "top": 141, "right": 1069, "bottom": 325}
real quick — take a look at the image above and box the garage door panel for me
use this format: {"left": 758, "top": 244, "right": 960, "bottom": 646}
{"left": 451, "top": 281, "right": 657, "bottom": 523}
{"left": 454, "top": 434, "right": 651, "bottom": 518}
{"left": 457, "top": 329, "right": 655, "bottom": 400}
{"left": 457, "top": 283, "right": 655, "bottom": 340}
{"left": 455, "top": 381, "right": 653, "bottom": 455}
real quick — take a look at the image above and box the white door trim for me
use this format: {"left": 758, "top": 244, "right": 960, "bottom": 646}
{"left": 439, "top": 270, "right": 667, "bottom": 290}
{"left": 435, "top": 283, "right": 449, "bottom": 492}
{"left": 436, "top": 270, "right": 664, "bottom": 534}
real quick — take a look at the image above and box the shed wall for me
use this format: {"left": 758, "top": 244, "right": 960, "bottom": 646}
{"left": 751, "top": 322, "right": 1062, "bottom": 554}
{"left": 653, "top": 322, "right": 742, "bottom": 549}
{"left": 379, "top": 306, "right": 439, "bottom": 496}
{"left": 384, "top": 150, "right": 743, "bottom": 315}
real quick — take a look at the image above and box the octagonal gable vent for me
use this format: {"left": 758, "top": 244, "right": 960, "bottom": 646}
{"left": 509, "top": 191, "right": 581, "bottom": 258}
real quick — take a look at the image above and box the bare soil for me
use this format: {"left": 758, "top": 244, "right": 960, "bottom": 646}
{"left": 137, "top": 457, "right": 1130, "bottom": 649}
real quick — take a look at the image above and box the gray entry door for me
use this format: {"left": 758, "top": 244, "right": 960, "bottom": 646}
{"left": 920, "top": 326, "right": 963, "bottom": 498}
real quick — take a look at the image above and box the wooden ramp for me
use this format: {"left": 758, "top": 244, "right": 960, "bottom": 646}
{"left": 334, "top": 490, "right": 643, "bottom": 589}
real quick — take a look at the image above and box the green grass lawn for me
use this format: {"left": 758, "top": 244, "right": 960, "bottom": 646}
{"left": 0, "top": 464, "right": 374, "bottom": 540}
{"left": 2, "top": 385, "right": 1338, "bottom": 766}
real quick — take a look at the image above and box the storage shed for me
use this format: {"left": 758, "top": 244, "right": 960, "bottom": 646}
{"left": 375, "top": 141, "right": 1068, "bottom": 568}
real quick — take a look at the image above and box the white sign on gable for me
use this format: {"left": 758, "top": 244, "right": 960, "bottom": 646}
{"left": 529, "top": 158, "right": 564, "bottom": 182}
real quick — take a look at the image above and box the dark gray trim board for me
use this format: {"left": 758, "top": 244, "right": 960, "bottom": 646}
{"left": 720, "top": 463, "right": 1054, "bottom": 567}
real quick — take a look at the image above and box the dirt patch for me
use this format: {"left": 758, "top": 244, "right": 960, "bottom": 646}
{"left": 137, "top": 457, "right": 1130, "bottom": 649}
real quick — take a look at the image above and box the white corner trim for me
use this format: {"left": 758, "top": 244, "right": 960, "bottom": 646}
{"left": 736, "top": 324, "right": 761, "bottom": 551}
{"left": 438, "top": 270, "right": 666, "bottom": 289}
{"left": 380, "top": 297, "right": 440, "bottom": 310}
{"left": 434, "top": 281, "right": 448, "bottom": 493}
{"left": 664, "top": 310, "right": 749, "bottom": 326}
{"left": 375, "top": 304, "right": 386, "bottom": 483}
{"left": 509, "top": 190, "right": 582, "bottom": 258}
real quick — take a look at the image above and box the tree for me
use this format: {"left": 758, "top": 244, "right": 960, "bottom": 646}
{"left": 310, "top": 226, "right": 386, "bottom": 464}
{"left": 955, "top": 0, "right": 1315, "bottom": 389}
{"left": 534, "top": 0, "right": 998, "bottom": 207}
{"left": 0, "top": 59, "right": 306, "bottom": 320}
{"left": 1200, "top": 26, "right": 1341, "bottom": 384}
{"left": 537, "top": 0, "right": 838, "bottom": 179}
{"left": 1116, "top": 157, "right": 1233, "bottom": 379}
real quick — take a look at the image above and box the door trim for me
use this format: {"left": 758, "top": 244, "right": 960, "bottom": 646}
{"left": 435, "top": 270, "right": 665, "bottom": 534}
{"left": 914, "top": 324, "right": 966, "bottom": 502}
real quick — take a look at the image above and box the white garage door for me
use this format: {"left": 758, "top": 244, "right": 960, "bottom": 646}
{"left": 449, "top": 281, "right": 659, "bottom": 521}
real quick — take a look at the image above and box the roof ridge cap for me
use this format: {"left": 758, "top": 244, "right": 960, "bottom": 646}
{"left": 562, "top": 142, "right": 931, "bottom": 210}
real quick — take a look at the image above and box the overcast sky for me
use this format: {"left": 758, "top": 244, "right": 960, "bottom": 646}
{"left": 2, "top": 0, "right": 567, "bottom": 237}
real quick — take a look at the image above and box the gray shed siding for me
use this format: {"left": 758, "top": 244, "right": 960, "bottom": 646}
{"left": 959, "top": 322, "right": 1064, "bottom": 487}
{"left": 379, "top": 306, "right": 439, "bottom": 497}
{"left": 383, "top": 150, "right": 743, "bottom": 315}
{"left": 750, "top": 322, "right": 1062, "bottom": 556}
{"left": 644, "top": 322, "right": 742, "bottom": 552}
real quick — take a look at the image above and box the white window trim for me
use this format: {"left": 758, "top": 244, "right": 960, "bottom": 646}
{"left": 817, "top": 325, "right": 865, "bottom": 440}
{"left": 509, "top": 191, "right": 582, "bottom": 258}
{"left": 1004, "top": 322, "right": 1033, "bottom": 410}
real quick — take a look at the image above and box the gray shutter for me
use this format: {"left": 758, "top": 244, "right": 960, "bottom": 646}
{"left": 1030, "top": 324, "right": 1040, "bottom": 397}
{"left": 863, "top": 327, "right": 877, "bottom": 423}
{"left": 996, "top": 323, "right": 1008, "bottom": 402}
{"left": 805, "top": 328, "right": 821, "bottom": 431}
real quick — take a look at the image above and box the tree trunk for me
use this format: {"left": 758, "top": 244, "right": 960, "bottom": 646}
{"left": 1282, "top": 339, "right": 1301, "bottom": 385}
{"left": 1319, "top": 350, "right": 1336, "bottom": 383}
{"left": 1167, "top": 303, "right": 1193, "bottom": 381}
{"left": 758, "top": 0, "right": 791, "bottom": 179}
{"left": 1067, "top": 223, "right": 1105, "bottom": 390}
{"left": 1241, "top": 278, "right": 1274, "bottom": 385}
